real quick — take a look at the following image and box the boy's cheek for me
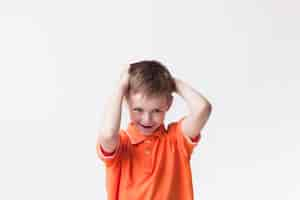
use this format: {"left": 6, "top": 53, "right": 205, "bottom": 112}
{"left": 129, "top": 112, "right": 140, "bottom": 122}
{"left": 154, "top": 114, "right": 166, "bottom": 124}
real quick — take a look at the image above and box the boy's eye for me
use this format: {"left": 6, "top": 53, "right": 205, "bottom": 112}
{"left": 133, "top": 108, "right": 143, "bottom": 112}
{"left": 153, "top": 109, "right": 161, "bottom": 113}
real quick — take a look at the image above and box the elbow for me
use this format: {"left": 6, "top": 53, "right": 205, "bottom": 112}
{"left": 205, "top": 102, "right": 212, "bottom": 112}
{"left": 194, "top": 101, "right": 212, "bottom": 117}
{"left": 204, "top": 102, "right": 212, "bottom": 115}
{"left": 199, "top": 100, "right": 212, "bottom": 112}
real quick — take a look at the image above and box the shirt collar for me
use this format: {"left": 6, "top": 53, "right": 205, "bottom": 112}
{"left": 126, "top": 122, "right": 165, "bottom": 145}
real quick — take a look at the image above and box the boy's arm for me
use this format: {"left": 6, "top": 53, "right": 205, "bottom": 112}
{"left": 175, "top": 78, "right": 212, "bottom": 138}
{"left": 96, "top": 65, "right": 130, "bottom": 153}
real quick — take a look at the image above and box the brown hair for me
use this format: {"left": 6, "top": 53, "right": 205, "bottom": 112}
{"left": 128, "top": 60, "right": 176, "bottom": 98}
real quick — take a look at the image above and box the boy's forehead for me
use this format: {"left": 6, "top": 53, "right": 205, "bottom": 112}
{"left": 129, "top": 92, "right": 168, "bottom": 107}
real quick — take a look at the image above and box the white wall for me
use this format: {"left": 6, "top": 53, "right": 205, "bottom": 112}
{"left": 0, "top": 0, "right": 299, "bottom": 199}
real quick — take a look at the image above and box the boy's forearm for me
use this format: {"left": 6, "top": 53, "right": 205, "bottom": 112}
{"left": 100, "top": 85, "right": 125, "bottom": 139}
{"left": 175, "top": 78, "right": 211, "bottom": 114}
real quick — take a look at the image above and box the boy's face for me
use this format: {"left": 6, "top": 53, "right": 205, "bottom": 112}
{"left": 126, "top": 91, "right": 173, "bottom": 135}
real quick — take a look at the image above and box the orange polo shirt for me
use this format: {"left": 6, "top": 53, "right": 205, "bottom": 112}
{"left": 96, "top": 118, "right": 201, "bottom": 200}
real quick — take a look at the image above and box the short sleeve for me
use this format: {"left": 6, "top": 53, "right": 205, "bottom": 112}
{"left": 168, "top": 118, "right": 201, "bottom": 160}
{"left": 96, "top": 131, "right": 124, "bottom": 167}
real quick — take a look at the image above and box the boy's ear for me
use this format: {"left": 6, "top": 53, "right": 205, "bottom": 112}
{"left": 166, "top": 95, "right": 173, "bottom": 110}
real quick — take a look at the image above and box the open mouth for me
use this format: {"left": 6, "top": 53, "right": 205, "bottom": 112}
{"left": 139, "top": 124, "right": 154, "bottom": 129}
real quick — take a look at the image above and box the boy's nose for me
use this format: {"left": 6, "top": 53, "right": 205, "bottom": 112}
{"left": 142, "top": 113, "right": 152, "bottom": 124}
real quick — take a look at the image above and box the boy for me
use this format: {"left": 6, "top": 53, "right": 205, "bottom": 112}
{"left": 96, "top": 60, "right": 212, "bottom": 200}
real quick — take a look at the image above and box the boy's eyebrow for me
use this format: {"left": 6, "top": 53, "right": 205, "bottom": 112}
{"left": 133, "top": 107, "right": 143, "bottom": 110}
{"left": 133, "top": 107, "right": 162, "bottom": 111}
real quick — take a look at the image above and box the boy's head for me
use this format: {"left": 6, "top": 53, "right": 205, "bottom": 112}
{"left": 126, "top": 60, "right": 176, "bottom": 135}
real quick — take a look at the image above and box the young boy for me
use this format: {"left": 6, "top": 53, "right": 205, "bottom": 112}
{"left": 96, "top": 60, "right": 212, "bottom": 200}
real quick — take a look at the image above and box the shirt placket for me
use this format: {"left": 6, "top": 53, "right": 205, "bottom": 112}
{"left": 143, "top": 139, "right": 154, "bottom": 173}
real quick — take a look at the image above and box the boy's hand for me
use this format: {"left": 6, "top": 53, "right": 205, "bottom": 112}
{"left": 119, "top": 64, "right": 131, "bottom": 95}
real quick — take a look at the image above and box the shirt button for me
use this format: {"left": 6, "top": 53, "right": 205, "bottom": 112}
{"left": 145, "top": 140, "right": 151, "bottom": 144}
{"left": 145, "top": 149, "right": 151, "bottom": 155}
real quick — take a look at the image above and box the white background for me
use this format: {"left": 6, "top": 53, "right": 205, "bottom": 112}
{"left": 1, "top": 0, "right": 300, "bottom": 199}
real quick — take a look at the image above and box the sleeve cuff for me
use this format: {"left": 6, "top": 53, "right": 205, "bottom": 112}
{"left": 100, "top": 145, "right": 116, "bottom": 156}
{"left": 182, "top": 132, "right": 201, "bottom": 145}
{"left": 190, "top": 134, "right": 201, "bottom": 143}
{"left": 96, "top": 135, "right": 120, "bottom": 160}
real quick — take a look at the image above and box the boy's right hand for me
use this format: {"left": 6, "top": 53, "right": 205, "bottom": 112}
{"left": 119, "top": 64, "right": 131, "bottom": 95}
